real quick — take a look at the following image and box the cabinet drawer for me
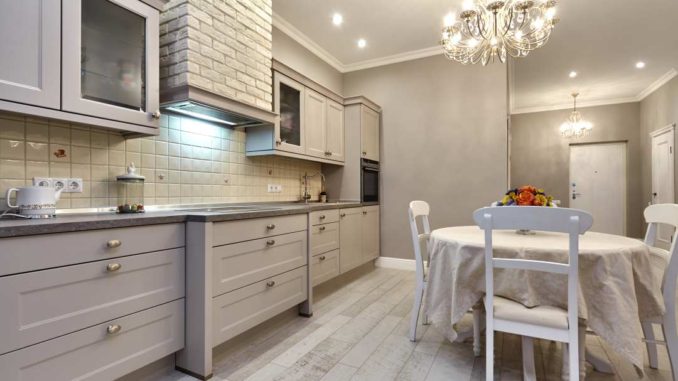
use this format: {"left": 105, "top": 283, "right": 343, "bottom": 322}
{"left": 213, "top": 231, "right": 307, "bottom": 297}
{"left": 0, "top": 223, "right": 185, "bottom": 276}
{"left": 311, "top": 249, "right": 340, "bottom": 287}
{"left": 213, "top": 214, "right": 307, "bottom": 246}
{"left": 0, "top": 248, "right": 184, "bottom": 355}
{"left": 213, "top": 267, "right": 307, "bottom": 346}
{"left": 310, "top": 222, "right": 339, "bottom": 256}
{"left": 309, "top": 209, "right": 339, "bottom": 225}
{"left": 0, "top": 299, "right": 184, "bottom": 381}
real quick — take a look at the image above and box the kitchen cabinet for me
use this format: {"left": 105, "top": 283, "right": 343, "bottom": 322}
{"left": 339, "top": 207, "right": 364, "bottom": 273}
{"left": 339, "top": 206, "right": 380, "bottom": 274}
{"left": 247, "top": 67, "right": 345, "bottom": 165}
{"left": 362, "top": 205, "right": 380, "bottom": 261}
{"left": 304, "top": 88, "right": 327, "bottom": 158}
{"left": 361, "top": 105, "right": 380, "bottom": 162}
{"left": 0, "top": 0, "right": 163, "bottom": 135}
{"left": 0, "top": 0, "right": 61, "bottom": 109}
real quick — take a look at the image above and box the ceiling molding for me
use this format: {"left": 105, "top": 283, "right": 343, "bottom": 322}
{"left": 637, "top": 68, "right": 678, "bottom": 100}
{"left": 511, "top": 96, "right": 639, "bottom": 115}
{"left": 511, "top": 68, "right": 678, "bottom": 115}
{"left": 342, "top": 46, "right": 442, "bottom": 72}
{"left": 272, "top": 12, "right": 346, "bottom": 73}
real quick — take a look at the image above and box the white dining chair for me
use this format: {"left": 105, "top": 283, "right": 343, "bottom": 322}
{"left": 408, "top": 201, "right": 482, "bottom": 355}
{"left": 641, "top": 203, "right": 678, "bottom": 379}
{"left": 473, "top": 206, "right": 593, "bottom": 381}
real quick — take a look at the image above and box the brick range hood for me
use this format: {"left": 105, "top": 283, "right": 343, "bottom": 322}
{"left": 159, "top": 0, "right": 276, "bottom": 127}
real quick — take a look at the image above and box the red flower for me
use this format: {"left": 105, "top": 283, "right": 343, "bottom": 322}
{"left": 516, "top": 191, "right": 535, "bottom": 206}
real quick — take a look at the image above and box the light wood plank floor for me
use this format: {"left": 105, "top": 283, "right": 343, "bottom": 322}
{"left": 155, "top": 266, "right": 673, "bottom": 381}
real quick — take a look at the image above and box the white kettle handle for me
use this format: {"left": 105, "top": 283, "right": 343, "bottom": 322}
{"left": 5, "top": 188, "right": 18, "bottom": 209}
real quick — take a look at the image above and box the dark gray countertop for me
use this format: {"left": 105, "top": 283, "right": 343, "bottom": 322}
{"left": 0, "top": 202, "right": 379, "bottom": 238}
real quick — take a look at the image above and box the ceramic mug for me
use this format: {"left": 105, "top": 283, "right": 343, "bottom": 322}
{"left": 5, "top": 186, "right": 63, "bottom": 217}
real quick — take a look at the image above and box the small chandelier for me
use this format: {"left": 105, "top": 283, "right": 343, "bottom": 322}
{"left": 440, "top": 0, "right": 558, "bottom": 66}
{"left": 560, "top": 92, "right": 593, "bottom": 138}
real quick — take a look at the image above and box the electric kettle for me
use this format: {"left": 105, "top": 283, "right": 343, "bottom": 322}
{"left": 5, "top": 186, "right": 64, "bottom": 218}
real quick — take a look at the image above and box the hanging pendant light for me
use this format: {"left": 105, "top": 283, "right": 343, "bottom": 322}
{"left": 560, "top": 92, "right": 593, "bottom": 138}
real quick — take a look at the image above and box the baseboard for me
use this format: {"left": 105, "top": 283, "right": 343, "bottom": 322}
{"left": 374, "top": 257, "right": 420, "bottom": 271}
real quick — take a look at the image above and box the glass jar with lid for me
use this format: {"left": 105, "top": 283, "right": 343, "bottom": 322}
{"left": 116, "top": 163, "right": 145, "bottom": 213}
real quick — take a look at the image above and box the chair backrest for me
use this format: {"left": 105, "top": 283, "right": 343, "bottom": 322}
{"left": 643, "top": 204, "right": 678, "bottom": 305}
{"left": 409, "top": 201, "right": 431, "bottom": 283}
{"left": 473, "top": 206, "right": 593, "bottom": 332}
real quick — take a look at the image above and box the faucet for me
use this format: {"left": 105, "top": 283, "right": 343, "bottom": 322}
{"left": 301, "top": 172, "right": 325, "bottom": 203}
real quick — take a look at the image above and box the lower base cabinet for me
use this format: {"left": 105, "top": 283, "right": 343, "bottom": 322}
{"left": 339, "top": 205, "right": 380, "bottom": 274}
{"left": 311, "top": 249, "right": 340, "bottom": 286}
{"left": 0, "top": 299, "right": 184, "bottom": 381}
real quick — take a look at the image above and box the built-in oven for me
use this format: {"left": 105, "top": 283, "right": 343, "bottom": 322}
{"left": 361, "top": 159, "right": 379, "bottom": 202}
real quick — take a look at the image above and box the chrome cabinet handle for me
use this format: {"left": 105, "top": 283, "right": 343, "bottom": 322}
{"left": 106, "top": 239, "right": 121, "bottom": 249}
{"left": 266, "top": 239, "right": 275, "bottom": 246}
{"left": 363, "top": 210, "right": 367, "bottom": 215}
{"left": 319, "top": 226, "right": 326, "bottom": 231}
{"left": 319, "top": 255, "right": 326, "bottom": 261}
{"left": 266, "top": 281, "right": 276, "bottom": 287}
{"left": 266, "top": 223, "right": 276, "bottom": 230}
{"left": 106, "top": 263, "right": 121, "bottom": 272}
{"left": 151, "top": 110, "right": 161, "bottom": 120}
{"left": 324, "top": 151, "right": 332, "bottom": 156}
{"left": 340, "top": 213, "right": 346, "bottom": 217}
{"left": 107, "top": 324, "right": 122, "bottom": 335}
{"left": 362, "top": 151, "right": 367, "bottom": 156}
{"left": 319, "top": 215, "right": 326, "bottom": 220}
{"left": 275, "top": 140, "right": 282, "bottom": 146}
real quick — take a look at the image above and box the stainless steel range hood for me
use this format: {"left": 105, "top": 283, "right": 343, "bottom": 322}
{"left": 161, "top": 85, "right": 277, "bottom": 128}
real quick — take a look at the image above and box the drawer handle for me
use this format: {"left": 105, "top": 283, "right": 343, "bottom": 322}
{"left": 319, "top": 226, "right": 326, "bottom": 231}
{"left": 319, "top": 255, "right": 326, "bottom": 261}
{"left": 106, "top": 263, "right": 122, "bottom": 272}
{"left": 363, "top": 211, "right": 368, "bottom": 215}
{"left": 107, "top": 324, "right": 122, "bottom": 335}
{"left": 340, "top": 213, "right": 346, "bottom": 217}
{"left": 266, "top": 281, "right": 276, "bottom": 288}
{"left": 266, "top": 224, "right": 276, "bottom": 230}
{"left": 106, "top": 239, "right": 122, "bottom": 249}
{"left": 266, "top": 239, "right": 275, "bottom": 246}
{"left": 319, "top": 215, "right": 326, "bottom": 219}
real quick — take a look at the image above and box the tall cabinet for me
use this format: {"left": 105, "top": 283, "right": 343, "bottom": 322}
{"left": 0, "top": 0, "right": 163, "bottom": 135}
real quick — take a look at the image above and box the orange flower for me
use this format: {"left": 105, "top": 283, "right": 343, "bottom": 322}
{"left": 518, "top": 185, "right": 537, "bottom": 194}
{"left": 516, "top": 191, "right": 535, "bottom": 206}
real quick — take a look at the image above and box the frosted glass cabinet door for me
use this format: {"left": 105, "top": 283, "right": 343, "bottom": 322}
{"left": 62, "top": 0, "right": 160, "bottom": 128}
{"left": 274, "top": 72, "right": 306, "bottom": 155}
{"left": 0, "top": 0, "right": 60, "bottom": 109}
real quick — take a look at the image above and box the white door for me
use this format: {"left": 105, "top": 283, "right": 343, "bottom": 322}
{"left": 325, "top": 99, "right": 345, "bottom": 162}
{"left": 651, "top": 126, "right": 675, "bottom": 248}
{"left": 569, "top": 142, "right": 627, "bottom": 235}
{"left": 304, "top": 89, "right": 327, "bottom": 159}
{"left": 361, "top": 106, "right": 380, "bottom": 162}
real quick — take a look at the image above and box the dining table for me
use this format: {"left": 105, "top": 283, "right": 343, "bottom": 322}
{"left": 423, "top": 225, "right": 668, "bottom": 376}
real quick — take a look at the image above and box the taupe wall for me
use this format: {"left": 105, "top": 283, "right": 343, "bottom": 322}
{"left": 344, "top": 55, "right": 508, "bottom": 260}
{"left": 640, "top": 76, "right": 678, "bottom": 208}
{"left": 272, "top": 27, "right": 344, "bottom": 95}
{"left": 510, "top": 102, "right": 643, "bottom": 237}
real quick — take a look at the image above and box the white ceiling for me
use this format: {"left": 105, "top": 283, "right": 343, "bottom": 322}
{"left": 273, "top": 0, "right": 678, "bottom": 113}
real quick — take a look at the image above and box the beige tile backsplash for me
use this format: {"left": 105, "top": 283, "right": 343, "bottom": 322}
{"left": 0, "top": 112, "right": 322, "bottom": 210}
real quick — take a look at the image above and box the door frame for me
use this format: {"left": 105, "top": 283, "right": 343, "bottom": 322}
{"left": 650, "top": 123, "right": 675, "bottom": 204}
{"left": 568, "top": 140, "right": 628, "bottom": 236}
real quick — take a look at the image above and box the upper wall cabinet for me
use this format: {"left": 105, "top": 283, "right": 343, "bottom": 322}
{"left": 361, "top": 105, "right": 380, "bottom": 162}
{"left": 247, "top": 71, "right": 345, "bottom": 165}
{"left": 0, "top": 0, "right": 163, "bottom": 136}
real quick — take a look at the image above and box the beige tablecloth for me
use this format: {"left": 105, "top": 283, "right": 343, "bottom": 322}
{"left": 423, "top": 226, "right": 668, "bottom": 372}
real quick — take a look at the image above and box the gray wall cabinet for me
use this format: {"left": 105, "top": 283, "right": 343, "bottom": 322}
{"left": 0, "top": 0, "right": 162, "bottom": 135}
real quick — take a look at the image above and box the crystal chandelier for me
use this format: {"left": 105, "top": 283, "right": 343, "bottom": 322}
{"left": 440, "top": 0, "right": 558, "bottom": 65}
{"left": 560, "top": 93, "right": 593, "bottom": 138}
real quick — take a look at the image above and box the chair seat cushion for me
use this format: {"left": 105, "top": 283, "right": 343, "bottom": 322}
{"left": 486, "top": 296, "right": 569, "bottom": 330}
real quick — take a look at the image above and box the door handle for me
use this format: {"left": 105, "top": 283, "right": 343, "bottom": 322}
{"left": 572, "top": 192, "right": 583, "bottom": 200}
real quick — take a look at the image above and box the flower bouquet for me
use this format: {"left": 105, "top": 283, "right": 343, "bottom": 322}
{"left": 496, "top": 185, "right": 554, "bottom": 235}
{"left": 497, "top": 185, "right": 554, "bottom": 207}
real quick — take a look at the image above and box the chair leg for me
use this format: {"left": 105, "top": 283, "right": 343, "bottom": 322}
{"left": 562, "top": 343, "right": 569, "bottom": 381}
{"left": 486, "top": 329, "right": 494, "bottom": 381}
{"left": 409, "top": 284, "right": 424, "bottom": 342}
{"left": 473, "top": 307, "right": 482, "bottom": 357}
{"left": 522, "top": 336, "right": 536, "bottom": 381}
{"left": 662, "top": 318, "right": 678, "bottom": 381}
{"left": 569, "top": 339, "right": 579, "bottom": 381}
{"left": 579, "top": 324, "right": 586, "bottom": 380}
{"left": 642, "top": 322, "right": 659, "bottom": 369}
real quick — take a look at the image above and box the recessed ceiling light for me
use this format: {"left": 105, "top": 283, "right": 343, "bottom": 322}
{"left": 636, "top": 61, "right": 646, "bottom": 69}
{"left": 569, "top": 71, "right": 578, "bottom": 78}
{"left": 332, "top": 13, "right": 343, "bottom": 26}
{"left": 357, "top": 39, "right": 367, "bottom": 49}
{"left": 443, "top": 12, "right": 456, "bottom": 27}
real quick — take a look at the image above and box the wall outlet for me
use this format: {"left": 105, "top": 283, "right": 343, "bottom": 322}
{"left": 33, "top": 177, "right": 52, "bottom": 187}
{"left": 66, "top": 178, "right": 83, "bottom": 193}
{"left": 52, "top": 178, "right": 67, "bottom": 190}
{"left": 267, "top": 184, "right": 282, "bottom": 193}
